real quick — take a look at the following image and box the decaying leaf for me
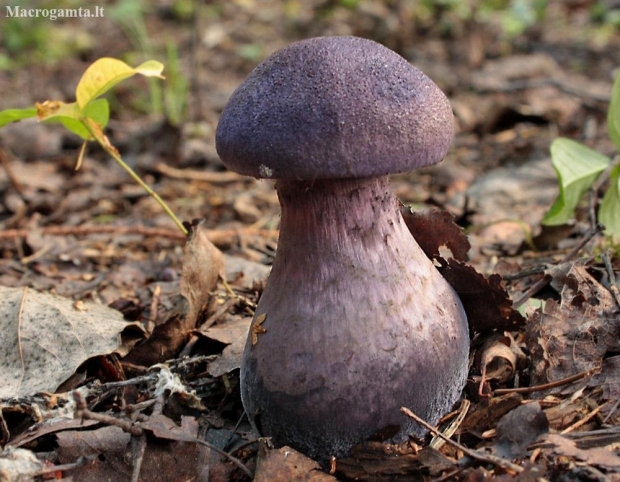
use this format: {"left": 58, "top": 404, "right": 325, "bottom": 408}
{"left": 437, "top": 258, "right": 525, "bottom": 334}
{"left": 526, "top": 264, "right": 620, "bottom": 391}
{"left": 181, "top": 219, "right": 225, "bottom": 327}
{"left": 125, "top": 220, "right": 225, "bottom": 367}
{"left": 475, "top": 332, "right": 526, "bottom": 390}
{"left": 336, "top": 442, "right": 447, "bottom": 480}
{"left": 598, "top": 356, "right": 620, "bottom": 401}
{"left": 121, "top": 311, "right": 189, "bottom": 367}
{"left": 588, "top": 355, "right": 620, "bottom": 423}
{"left": 544, "top": 433, "right": 620, "bottom": 471}
{"left": 401, "top": 205, "right": 471, "bottom": 262}
{"left": 56, "top": 423, "right": 210, "bottom": 482}
{"left": 0, "top": 286, "right": 141, "bottom": 399}
{"left": 254, "top": 444, "right": 337, "bottom": 482}
{"left": 493, "top": 402, "right": 549, "bottom": 459}
{"left": 201, "top": 316, "right": 252, "bottom": 377}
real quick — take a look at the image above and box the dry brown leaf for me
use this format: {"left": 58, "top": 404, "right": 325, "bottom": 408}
{"left": 255, "top": 444, "right": 337, "bottom": 482}
{"left": 122, "top": 312, "right": 189, "bottom": 367}
{"left": 140, "top": 414, "right": 200, "bottom": 442}
{"left": 0, "top": 286, "right": 141, "bottom": 399}
{"left": 589, "top": 356, "right": 620, "bottom": 424}
{"left": 124, "top": 220, "right": 225, "bottom": 367}
{"left": 599, "top": 356, "right": 620, "bottom": 401}
{"left": 526, "top": 265, "right": 619, "bottom": 391}
{"left": 180, "top": 218, "right": 225, "bottom": 328}
{"left": 476, "top": 333, "right": 525, "bottom": 386}
{"left": 493, "top": 402, "right": 549, "bottom": 459}
{"left": 400, "top": 205, "right": 471, "bottom": 262}
{"left": 56, "top": 424, "right": 210, "bottom": 482}
{"left": 200, "top": 316, "right": 252, "bottom": 377}
{"left": 437, "top": 258, "right": 525, "bottom": 334}
{"left": 544, "top": 433, "right": 620, "bottom": 471}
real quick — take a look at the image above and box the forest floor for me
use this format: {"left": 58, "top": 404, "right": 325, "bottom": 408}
{"left": 1, "top": 1, "right": 620, "bottom": 480}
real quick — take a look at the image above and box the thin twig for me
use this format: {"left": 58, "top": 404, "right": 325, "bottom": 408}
{"left": 475, "top": 77, "right": 611, "bottom": 104}
{"left": 603, "top": 399, "right": 620, "bottom": 424}
{"left": 0, "top": 225, "right": 186, "bottom": 241}
{"left": 35, "top": 456, "right": 91, "bottom": 476}
{"left": 130, "top": 432, "right": 148, "bottom": 482}
{"left": 400, "top": 406, "right": 524, "bottom": 473}
{"left": 602, "top": 249, "right": 620, "bottom": 309}
{"left": 156, "top": 163, "right": 246, "bottom": 183}
{"left": 0, "top": 148, "right": 25, "bottom": 194}
{"left": 493, "top": 366, "right": 599, "bottom": 395}
{"left": 430, "top": 399, "right": 470, "bottom": 450}
{"left": 502, "top": 265, "right": 545, "bottom": 281}
{"left": 562, "top": 223, "right": 604, "bottom": 261}
{"left": 512, "top": 274, "right": 552, "bottom": 308}
{"left": 131, "top": 392, "right": 166, "bottom": 482}
{"left": 223, "top": 412, "right": 247, "bottom": 452}
{"left": 0, "top": 224, "right": 279, "bottom": 247}
{"left": 74, "top": 391, "right": 142, "bottom": 436}
{"left": 73, "top": 391, "right": 253, "bottom": 479}
{"left": 203, "top": 297, "right": 237, "bottom": 330}
{"left": 561, "top": 402, "right": 608, "bottom": 434}
{"left": 512, "top": 224, "right": 604, "bottom": 308}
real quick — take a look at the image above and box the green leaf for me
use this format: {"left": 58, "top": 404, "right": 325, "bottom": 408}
{"left": 608, "top": 70, "right": 620, "bottom": 151}
{"left": 55, "top": 117, "right": 90, "bottom": 139}
{"left": 543, "top": 137, "right": 611, "bottom": 226}
{"left": 599, "top": 164, "right": 620, "bottom": 240}
{"left": 76, "top": 57, "right": 164, "bottom": 109}
{"left": 36, "top": 100, "right": 79, "bottom": 120}
{"left": 133, "top": 60, "right": 166, "bottom": 78}
{"left": 0, "top": 107, "right": 37, "bottom": 128}
{"left": 83, "top": 98, "right": 110, "bottom": 129}
{"left": 37, "top": 99, "right": 109, "bottom": 140}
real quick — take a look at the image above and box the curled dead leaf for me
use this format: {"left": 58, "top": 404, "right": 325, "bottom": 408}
{"left": 400, "top": 205, "right": 471, "bottom": 262}
{"left": 180, "top": 218, "right": 225, "bottom": 328}
{"left": 476, "top": 332, "right": 526, "bottom": 395}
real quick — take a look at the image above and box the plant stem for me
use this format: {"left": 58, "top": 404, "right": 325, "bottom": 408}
{"left": 83, "top": 117, "right": 188, "bottom": 236}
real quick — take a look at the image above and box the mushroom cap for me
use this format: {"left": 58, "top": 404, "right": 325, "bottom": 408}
{"left": 215, "top": 36, "right": 454, "bottom": 180}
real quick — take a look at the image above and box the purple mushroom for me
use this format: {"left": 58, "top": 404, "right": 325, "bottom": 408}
{"left": 215, "top": 36, "right": 470, "bottom": 460}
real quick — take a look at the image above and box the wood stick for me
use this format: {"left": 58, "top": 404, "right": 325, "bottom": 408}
{"left": 400, "top": 406, "right": 524, "bottom": 473}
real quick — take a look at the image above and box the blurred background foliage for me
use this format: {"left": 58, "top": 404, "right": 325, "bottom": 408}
{"left": 1, "top": 0, "right": 619, "bottom": 125}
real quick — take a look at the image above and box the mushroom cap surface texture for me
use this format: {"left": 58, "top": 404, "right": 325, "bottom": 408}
{"left": 215, "top": 36, "right": 454, "bottom": 180}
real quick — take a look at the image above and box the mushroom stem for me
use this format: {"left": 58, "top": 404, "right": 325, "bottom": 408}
{"left": 241, "top": 176, "right": 469, "bottom": 460}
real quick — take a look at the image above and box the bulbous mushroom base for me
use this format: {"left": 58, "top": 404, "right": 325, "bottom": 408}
{"left": 241, "top": 177, "right": 469, "bottom": 461}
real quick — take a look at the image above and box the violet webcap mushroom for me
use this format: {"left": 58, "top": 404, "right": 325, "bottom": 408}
{"left": 215, "top": 36, "right": 470, "bottom": 460}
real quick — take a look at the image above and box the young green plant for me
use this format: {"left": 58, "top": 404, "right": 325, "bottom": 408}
{"left": 543, "top": 69, "right": 620, "bottom": 241}
{"left": 0, "top": 57, "right": 188, "bottom": 236}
